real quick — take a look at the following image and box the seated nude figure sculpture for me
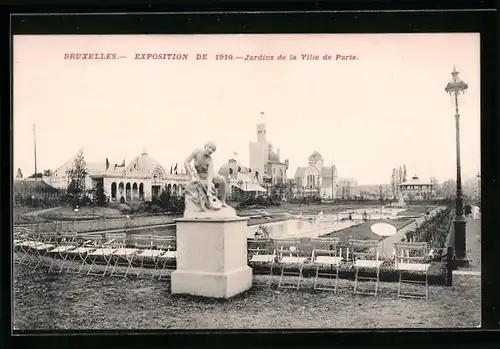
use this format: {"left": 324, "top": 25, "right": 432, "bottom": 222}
{"left": 183, "top": 141, "right": 234, "bottom": 217}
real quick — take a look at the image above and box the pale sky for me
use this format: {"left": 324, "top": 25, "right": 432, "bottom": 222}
{"left": 13, "top": 33, "right": 480, "bottom": 184}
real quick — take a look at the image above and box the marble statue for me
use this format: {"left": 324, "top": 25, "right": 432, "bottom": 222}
{"left": 183, "top": 141, "right": 236, "bottom": 218}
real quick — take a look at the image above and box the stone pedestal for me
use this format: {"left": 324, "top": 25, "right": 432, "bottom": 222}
{"left": 171, "top": 216, "right": 252, "bottom": 299}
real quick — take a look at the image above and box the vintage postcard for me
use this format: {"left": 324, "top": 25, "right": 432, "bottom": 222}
{"left": 12, "top": 33, "right": 480, "bottom": 330}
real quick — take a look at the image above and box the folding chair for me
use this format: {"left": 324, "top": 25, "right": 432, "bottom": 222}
{"left": 311, "top": 237, "right": 342, "bottom": 293}
{"left": 109, "top": 233, "right": 140, "bottom": 278}
{"left": 130, "top": 234, "right": 155, "bottom": 278}
{"left": 349, "top": 239, "right": 383, "bottom": 296}
{"left": 32, "top": 232, "right": 58, "bottom": 271}
{"left": 13, "top": 230, "right": 32, "bottom": 265}
{"left": 46, "top": 232, "right": 79, "bottom": 273}
{"left": 85, "top": 233, "right": 124, "bottom": 276}
{"left": 16, "top": 233, "right": 44, "bottom": 266}
{"left": 275, "top": 238, "right": 309, "bottom": 290}
{"left": 13, "top": 236, "right": 28, "bottom": 265}
{"left": 247, "top": 237, "right": 277, "bottom": 287}
{"left": 62, "top": 234, "right": 100, "bottom": 274}
{"left": 13, "top": 238, "right": 23, "bottom": 265}
{"left": 394, "top": 242, "right": 431, "bottom": 300}
{"left": 152, "top": 236, "right": 177, "bottom": 280}
{"left": 68, "top": 234, "right": 107, "bottom": 275}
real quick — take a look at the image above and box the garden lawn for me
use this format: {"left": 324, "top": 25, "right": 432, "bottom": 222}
{"left": 13, "top": 206, "right": 41, "bottom": 217}
{"left": 238, "top": 203, "right": 394, "bottom": 216}
{"left": 42, "top": 205, "right": 123, "bottom": 218}
{"left": 13, "top": 263, "right": 480, "bottom": 330}
{"left": 396, "top": 206, "right": 434, "bottom": 216}
{"left": 323, "top": 218, "right": 414, "bottom": 242}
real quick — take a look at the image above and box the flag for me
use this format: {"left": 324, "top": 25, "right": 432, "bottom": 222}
{"left": 114, "top": 159, "right": 126, "bottom": 171}
{"left": 105, "top": 158, "right": 110, "bottom": 170}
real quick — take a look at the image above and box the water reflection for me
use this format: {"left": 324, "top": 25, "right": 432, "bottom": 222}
{"left": 128, "top": 207, "right": 408, "bottom": 239}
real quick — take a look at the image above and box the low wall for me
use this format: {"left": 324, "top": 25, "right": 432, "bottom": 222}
{"left": 14, "top": 213, "right": 291, "bottom": 235}
{"left": 14, "top": 215, "right": 176, "bottom": 234}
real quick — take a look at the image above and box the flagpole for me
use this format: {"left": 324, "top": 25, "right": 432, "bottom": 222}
{"left": 331, "top": 154, "right": 334, "bottom": 200}
{"left": 33, "top": 124, "right": 37, "bottom": 179}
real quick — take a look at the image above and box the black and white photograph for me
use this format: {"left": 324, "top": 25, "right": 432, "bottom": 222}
{"left": 12, "top": 33, "right": 481, "bottom": 329}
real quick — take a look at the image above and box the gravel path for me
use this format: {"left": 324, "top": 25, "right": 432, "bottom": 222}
{"left": 463, "top": 217, "right": 481, "bottom": 272}
{"left": 13, "top": 262, "right": 480, "bottom": 330}
{"left": 379, "top": 206, "right": 446, "bottom": 259}
{"left": 20, "top": 206, "right": 62, "bottom": 217}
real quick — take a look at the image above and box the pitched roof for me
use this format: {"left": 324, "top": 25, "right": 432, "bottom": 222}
{"left": 86, "top": 161, "right": 107, "bottom": 175}
{"left": 13, "top": 179, "right": 59, "bottom": 193}
{"left": 321, "top": 165, "right": 337, "bottom": 178}
{"left": 294, "top": 166, "right": 308, "bottom": 178}
{"left": 401, "top": 176, "right": 432, "bottom": 186}
{"left": 295, "top": 165, "right": 338, "bottom": 179}
{"left": 52, "top": 158, "right": 106, "bottom": 176}
{"left": 53, "top": 152, "right": 170, "bottom": 178}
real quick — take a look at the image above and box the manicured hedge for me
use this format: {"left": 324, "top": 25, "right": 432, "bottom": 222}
{"left": 403, "top": 207, "right": 453, "bottom": 250}
{"left": 249, "top": 261, "right": 446, "bottom": 285}
{"left": 43, "top": 252, "right": 446, "bottom": 286}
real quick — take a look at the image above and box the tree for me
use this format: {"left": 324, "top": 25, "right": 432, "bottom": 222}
{"left": 390, "top": 168, "right": 397, "bottom": 199}
{"left": 398, "top": 166, "right": 404, "bottom": 184}
{"left": 403, "top": 164, "right": 407, "bottom": 182}
{"left": 43, "top": 169, "right": 53, "bottom": 176}
{"left": 345, "top": 181, "right": 351, "bottom": 199}
{"left": 66, "top": 150, "right": 89, "bottom": 199}
{"left": 91, "top": 179, "right": 106, "bottom": 206}
{"left": 378, "top": 184, "right": 384, "bottom": 200}
{"left": 430, "top": 177, "right": 439, "bottom": 200}
{"left": 16, "top": 168, "right": 23, "bottom": 179}
{"left": 439, "top": 179, "right": 456, "bottom": 199}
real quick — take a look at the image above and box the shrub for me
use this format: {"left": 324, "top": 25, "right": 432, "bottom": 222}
{"left": 236, "top": 196, "right": 282, "bottom": 209}
{"left": 404, "top": 207, "right": 454, "bottom": 250}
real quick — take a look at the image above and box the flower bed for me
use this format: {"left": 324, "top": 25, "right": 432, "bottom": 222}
{"left": 40, "top": 212, "right": 176, "bottom": 222}
{"left": 318, "top": 217, "right": 414, "bottom": 243}
{"left": 396, "top": 206, "right": 435, "bottom": 217}
{"left": 250, "top": 261, "right": 446, "bottom": 285}
{"left": 245, "top": 234, "right": 447, "bottom": 286}
{"left": 403, "top": 207, "right": 453, "bottom": 251}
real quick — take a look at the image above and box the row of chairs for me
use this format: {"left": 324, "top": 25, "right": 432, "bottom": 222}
{"left": 14, "top": 231, "right": 432, "bottom": 300}
{"left": 248, "top": 237, "right": 432, "bottom": 300}
{"left": 14, "top": 232, "right": 177, "bottom": 280}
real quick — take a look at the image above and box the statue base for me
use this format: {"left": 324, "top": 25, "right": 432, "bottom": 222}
{"left": 171, "top": 216, "right": 252, "bottom": 299}
{"left": 183, "top": 198, "right": 238, "bottom": 219}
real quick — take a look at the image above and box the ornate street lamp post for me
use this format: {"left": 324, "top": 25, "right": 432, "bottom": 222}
{"left": 445, "top": 67, "right": 469, "bottom": 267}
{"left": 476, "top": 173, "right": 481, "bottom": 201}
